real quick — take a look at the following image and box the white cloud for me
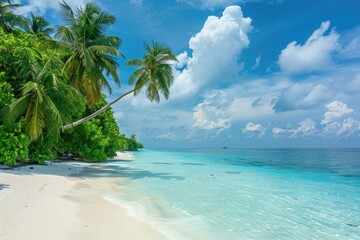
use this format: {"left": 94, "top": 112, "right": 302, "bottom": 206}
{"left": 251, "top": 55, "right": 261, "bottom": 70}
{"left": 175, "top": 51, "right": 190, "bottom": 69}
{"left": 320, "top": 101, "right": 360, "bottom": 137}
{"left": 192, "top": 77, "right": 290, "bottom": 133}
{"left": 336, "top": 118, "right": 360, "bottom": 137}
{"left": 15, "top": 0, "right": 88, "bottom": 15}
{"left": 340, "top": 26, "right": 360, "bottom": 59}
{"left": 321, "top": 101, "right": 353, "bottom": 125}
{"left": 156, "top": 132, "right": 178, "bottom": 141}
{"left": 278, "top": 21, "right": 340, "bottom": 73}
{"left": 274, "top": 82, "right": 334, "bottom": 112}
{"left": 171, "top": 5, "right": 252, "bottom": 99}
{"left": 193, "top": 91, "right": 231, "bottom": 132}
{"left": 272, "top": 127, "right": 286, "bottom": 136}
{"left": 272, "top": 118, "right": 317, "bottom": 137}
{"left": 290, "top": 118, "right": 317, "bottom": 137}
{"left": 243, "top": 122, "right": 266, "bottom": 137}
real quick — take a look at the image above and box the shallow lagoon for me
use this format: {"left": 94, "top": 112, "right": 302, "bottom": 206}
{"left": 104, "top": 149, "right": 360, "bottom": 239}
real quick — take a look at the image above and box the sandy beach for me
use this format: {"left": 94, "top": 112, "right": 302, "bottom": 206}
{"left": 0, "top": 152, "right": 166, "bottom": 240}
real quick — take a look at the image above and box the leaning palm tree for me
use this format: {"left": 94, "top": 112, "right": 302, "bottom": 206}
{"left": 63, "top": 41, "right": 177, "bottom": 130}
{"left": 0, "top": 0, "right": 25, "bottom": 31}
{"left": 0, "top": 47, "right": 84, "bottom": 141}
{"left": 52, "top": 1, "right": 122, "bottom": 107}
{"left": 25, "top": 13, "right": 53, "bottom": 36}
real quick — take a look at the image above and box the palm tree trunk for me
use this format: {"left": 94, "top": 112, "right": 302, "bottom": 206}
{"left": 63, "top": 88, "right": 135, "bottom": 130}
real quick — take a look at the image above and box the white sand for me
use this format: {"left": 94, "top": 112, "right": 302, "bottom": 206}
{"left": 0, "top": 160, "right": 166, "bottom": 240}
{"left": 110, "top": 151, "right": 135, "bottom": 161}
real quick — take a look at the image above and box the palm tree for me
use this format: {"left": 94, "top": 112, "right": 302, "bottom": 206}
{"left": 63, "top": 41, "right": 177, "bottom": 130}
{"left": 52, "top": 1, "right": 122, "bottom": 107}
{"left": 25, "top": 13, "right": 53, "bottom": 36}
{"left": 0, "top": 0, "right": 25, "bottom": 31}
{"left": 0, "top": 47, "right": 84, "bottom": 141}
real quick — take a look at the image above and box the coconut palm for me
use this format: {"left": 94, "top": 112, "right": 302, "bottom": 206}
{"left": 25, "top": 13, "right": 53, "bottom": 36}
{"left": 0, "top": 47, "right": 84, "bottom": 141}
{"left": 63, "top": 41, "right": 177, "bottom": 130}
{"left": 0, "top": 0, "right": 25, "bottom": 31}
{"left": 52, "top": 1, "right": 122, "bottom": 107}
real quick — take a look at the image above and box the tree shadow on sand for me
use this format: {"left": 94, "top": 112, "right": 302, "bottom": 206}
{"left": 0, "top": 184, "right": 10, "bottom": 191}
{"left": 75, "top": 164, "right": 185, "bottom": 181}
{"left": 1, "top": 161, "right": 185, "bottom": 181}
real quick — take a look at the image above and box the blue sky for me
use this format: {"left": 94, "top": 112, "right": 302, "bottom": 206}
{"left": 16, "top": 0, "right": 360, "bottom": 148}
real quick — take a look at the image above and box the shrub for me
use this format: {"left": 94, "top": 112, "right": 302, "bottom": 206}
{"left": 28, "top": 137, "right": 57, "bottom": 164}
{"left": 0, "top": 121, "right": 30, "bottom": 166}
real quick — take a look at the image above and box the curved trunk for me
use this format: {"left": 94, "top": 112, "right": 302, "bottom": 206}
{"left": 63, "top": 88, "right": 134, "bottom": 130}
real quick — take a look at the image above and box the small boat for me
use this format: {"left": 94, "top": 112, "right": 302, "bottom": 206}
{"left": 223, "top": 146, "right": 228, "bottom": 149}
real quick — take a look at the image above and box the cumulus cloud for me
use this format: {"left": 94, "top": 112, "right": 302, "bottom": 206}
{"left": 321, "top": 101, "right": 353, "bottom": 125}
{"left": 171, "top": 5, "right": 252, "bottom": 99}
{"left": 336, "top": 118, "right": 360, "bottom": 137}
{"left": 175, "top": 51, "right": 190, "bottom": 69}
{"left": 193, "top": 77, "right": 290, "bottom": 133}
{"left": 242, "top": 122, "right": 266, "bottom": 137}
{"left": 15, "top": 0, "right": 88, "bottom": 15}
{"left": 272, "top": 127, "right": 286, "bottom": 136}
{"left": 290, "top": 118, "right": 317, "bottom": 137}
{"left": 320, "top": 101, "right": 359, "bottom": 137}
{"left": 192, "top": 77, "right": 290, "bottom": 134}
{"left": 272, "top": 118, "right": 317, "bottom": 137}
{"left": 193, "top": 91, "right": 231, "bottom": 132}
{"left": 278, "top": 21, "right": 340, "bottom": 73}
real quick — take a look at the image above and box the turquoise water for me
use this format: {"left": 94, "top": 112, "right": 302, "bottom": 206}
{"left": 104, "top": 149, "right": 360, "bottom": 239}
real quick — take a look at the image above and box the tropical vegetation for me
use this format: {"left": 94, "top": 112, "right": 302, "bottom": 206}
{"left": 0, "top": 0, "right": 176, "bottom": 165}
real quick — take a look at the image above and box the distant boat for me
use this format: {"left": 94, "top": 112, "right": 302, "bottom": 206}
{"left": 223, "top": 147, "right": 228, "bottom": 149}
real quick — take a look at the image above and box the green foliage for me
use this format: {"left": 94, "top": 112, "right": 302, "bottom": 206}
{"left": 0, "top": 120, "right": 30, "bottom": 165}
{"left": 1, "top": 45, "right": 85, "bottom": 141}
{"left": 60, "top": 119, "right": 109, "bottom": 161}
{"left": 28, "top": 137, "right": 56, "bottom": 164}
{"left": 25, "top": 13, "right": 53, "bottom": 36}
{"left": 0, "top": 72, "right": 14, "bottom": 108}
{"left": 0, "top": 4, "right": 145, "bottom": 166}
{"left": 126, "top": 41, "right": 177, "bottom": 102}
{"left": 59, "top": 95, "right": 121, "bottom": 161}
{"left": 118, "top": 134, "right": 143, "bottom": 151}
{"left": 53, "top": 1, "right": 122, "bottom": 107}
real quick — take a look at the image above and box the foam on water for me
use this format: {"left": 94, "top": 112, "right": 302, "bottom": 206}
{"left": 103, "top": 149, "right": 360, "bottom": 240}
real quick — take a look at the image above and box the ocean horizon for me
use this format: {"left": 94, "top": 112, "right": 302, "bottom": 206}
{"left": 92, "top": 148, "right": 360, "bottom": 239}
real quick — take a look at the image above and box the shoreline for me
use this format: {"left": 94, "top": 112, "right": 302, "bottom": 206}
{"left": 0, "top": 155, "right": 166, "bottom": 240}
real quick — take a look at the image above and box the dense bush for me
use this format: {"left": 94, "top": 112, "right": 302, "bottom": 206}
{"left": 0, "top": 72, "right": 14, "bottom": 108}
{"left": 59, "top": 95, "right": 122, "bottom": 161}
{"left": 0, "top": 121, "right": 30, "bottom": 166}
{"left": 119, "top": 134, "right": 144, "bottom": 151}
{"left": 0, "top": 71, "right": 30, "bottom": 166}
{"left": 28, "top": 137, "right": 57, "bottom": 164}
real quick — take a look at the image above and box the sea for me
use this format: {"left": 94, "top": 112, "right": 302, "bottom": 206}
{"left": 101, "top": 148, "right": 360, "bottom": 240}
